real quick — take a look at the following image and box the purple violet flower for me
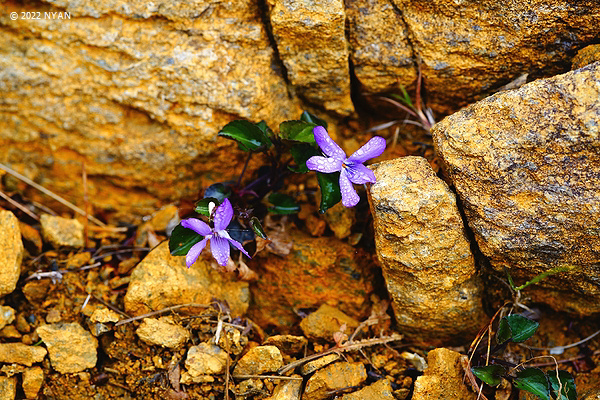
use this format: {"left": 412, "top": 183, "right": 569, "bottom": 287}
{"left": 180, "top": 198, "right": 251, "bottom": 267}
{"left": 306, "top": 126, "right": 386, "bottom": 207}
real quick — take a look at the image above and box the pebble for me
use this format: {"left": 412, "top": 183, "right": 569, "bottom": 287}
{"left": 36, "top": 322, "right": 98, "bottom": 373}
{"left": 303, "top": 362, "right": 367, "bottom": 400}
{"left": 89, "top": 307, "right": 121, "bottom": 324}
{"left": 40, "top": 214, "right": 84, "bottom": 248}
{"left": 237, "top": 378, "right": 264, "bottom": 398}
{"left": 45, "top": 309, "right": 61, "bottom": 323}
{"left": 22, "top": 366, "right": 44, "bottom": 399}
{"left": 341, "top": 379, "right": 394, "bottom": 399}
{"left": 0, "top": 343, "right": 47, "bottom": 366}
{"left": 0, "top": 326, "right": 21, "bottom": 339}
{"left": 18, "top": 222, "right": 42, "bottom": 254}
{"left": 148, "top": 204, "right": 180, "bottom": 232}
{"left": 262, "top": 335, "right": 308, "bottom": 355}
{"left": 299, "top": 354, "right": 341, "bottom": 376}
{"left": 184, "top": 342, "right": 230, "bottom": 381}
{"left": 0, "top": 376, "right": 16, "bottom": 400}
{"left": 14, "top": 314, "right": 30, "bottom": 333}
{"left": 136, "top": 317, "right": 190, "bottom": 348}
{"left": 233, "top": 345, "right": 283, "bottom": 376}
{"left": 0, "top": 306, "right": 15, "bottom": 330}
{"left": 299, "top": 304, "right": 359, "bottom": 341}
{"left": 412, "top": 348, "right": 475, "bottom": 399}
{"left": 265, "top": 375, "right": 302, "bottom": 400}
{"left": 0, "top": 211, "right": 23, "bottom": 297}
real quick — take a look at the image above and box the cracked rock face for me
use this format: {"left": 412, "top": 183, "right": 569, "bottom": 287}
{"left": 369, "top": 157, "right": 486, "bottom": 345}
{"left": 433, "top": 62, "right": 600, "bottom": 315}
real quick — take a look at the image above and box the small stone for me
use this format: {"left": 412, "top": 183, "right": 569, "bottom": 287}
{"left": 303, "top": 362, "right": 367, "bottom": 400}
{"left": 412, "top": 348, "right": 475, "bottom": 400}
{"left": 0, "top": 306, "right": 15, "bottom": 330}
{"left": 0, "top": 376, "right": 16, "bottom": 400}
{"left": 22, "top": 366, "right": 44, "bottom": 399}
{"left": 265, "top": 375, "right": 302, "bottom": 400}
{"left": 299, "top": 354, "right": 341, "bottom": 376}
{"left": 321, "top": 202, "right": 355, "bottom": 239}
{"left": 14, "top": 314, "right": 31, "bottom": 333}
{"left": 237, "top": 378, "right": 264, "bottom": 398}
{"left": 233, "top": 346, "right": 283, "bottom": 376}
{"left": 185, "top": 342, "right": 230, "bottom": 380}
{"left": 341, "top": 378, "right": 394, "bottom": 400}
{"left": 90, "top": 307, "right": 121, "bottom": 324}
{"left": 148, "top": 204, "right": 180, "bottom": 232}
{"left": 299, "top": 304, "right": 359, "bottom": 341}
{"left": 0, "top": 211, "right": 23, "bottom": 297}
{"left": 22, "top": 280, "right": 50, "bottom": 303}
{"left": 36, "top": 322, "right": 98, "bottom": 373}
{"left": 40, "top": 214, "right": 84, "bottom": 248}
{"left": 18, "top": 222, "right": 42, "bottom": 255}
{"left": 0, "top": 326, "right": 21, "bottom": 339}
{"left": 136, "top": 317, "right": 190, "bottom": 348}
{"left": 45, "top": 309, "right": 61, "bottom": 323}
{"left": 124, "top": 242, "right": 249, "bottom": 317}
{"left": 263, "top": 335, "right": 308, "bottom": 355}
{"left": 0, "top": 343, "right": 47, "bottom": 366}
{"left": 66, "top": 252, "right": 91, "bottom": 269}
{"left": 572, "top": 46, "right": 600, "bottom": 70}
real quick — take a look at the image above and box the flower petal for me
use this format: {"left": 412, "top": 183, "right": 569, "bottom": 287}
{"left": 186, "top": 237, "right": 209, "bottom": 267}
{"left": 345, "top": 163, "right": 376, "bottom": 184}
{"left": 213, "top": 198, "right": 234, "bottom": 232}
{"left": 181, "top": 218, "right": 212, "bottom": 236}
{"left": 306, "top": 156, "right": 343, "bottom": 173}
{"left": 339, "top": 171, "right": 360, "bottom": 207}
{"left": 313, "top": 126, "right": 346, "bottom": 160}
{"left": 346, "top": 136, "right": 386, "bottom": 164}
{"left": 210, "top": 235, "right": 231, "bottom": 266}
{"left": 227, "top": 237, "right": 251, "bottom": 259}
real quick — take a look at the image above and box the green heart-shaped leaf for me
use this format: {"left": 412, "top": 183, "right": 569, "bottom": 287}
{"left": 471, "top": 365, "right": 506, "bottom": 387}
{"left": 497, "top": 315, "right": 539, "bottom": 344}
{"left": 317, "top": 171, "right": 341, "bottom": 213}
{"left": 169, "top": 224, "right": 204, "bottom": 256}
{"left": 279, "top": 120, "right": 317, "bottom": 144}
{"left": 300, "top": 111, "right": 328, "bottom": 128}
{"left": 268, "top": 193, "right": 300, "bottom": 215}
{"left": 514, "top": 368, "right": 550, "bottom": 400}
{"left": 548, "top": 370, "right": 576, "bottom": 400}
{"left": 219, "top": 120, "right": 272, "bottom": 152}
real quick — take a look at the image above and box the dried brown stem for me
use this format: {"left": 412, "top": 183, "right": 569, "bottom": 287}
{"left": 0, "top": 190, "right": 40, "bottom": 220}
{"left": 114, "top": 303, "right": 214, "bottom": 327}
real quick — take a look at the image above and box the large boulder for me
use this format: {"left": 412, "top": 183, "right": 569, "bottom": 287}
{"left": 432, "top": 62, "right": 600, "bottom": 315}
{"left": 369, "top": 157, "right": 486, "bottom": 345}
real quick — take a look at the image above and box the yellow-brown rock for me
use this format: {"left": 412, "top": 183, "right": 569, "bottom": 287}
{"left": 124, "top": 241, "right": 249, "bottom": 317}
{"left": 0, "top": 306, "right": 15, "bottom": 331}
{"left": 346, "top": 0, "right": 415, "bottom": 93}
{"left": 368, "top": 157, "right": 486, "bottom": 345}
{"left": 36, "top": 322, "right": 98, "bottom": 373}
{"left": 266, "top": 374, "right": 302, "bottom": 400}
{"left": 22, "top": 366, "right": 44, "bottom": 400}
{"left": 432, "top": 63, "right": 600, "bottom": 315}
{"left": 0, "top": 343, "right": 47, "bottom": 367}
{"left": 393, "top": 0, "right": 600, "bottom": 113}
{"left": 303, "top": 362, "right": 367, "bottom": 400}
{"left": 184, "top": 342, "right": 230, "bottom": 380}
{"left": 0, "top": 211, "right": 23, "bottom": 297}
{"left": 136, "top": 317, "right": 190, "bottom": 348}
{"left": 0, "top": 0, "right": 301, "bottom": 220}
{"left": 40, "top": 214, "right": 84, "bottom": 248}
{"left": 232, "top": 345, "right": 283, "bottom": 376}
{"left": 412, "top": 348, "right": 475, "bottom": 400}
{"left": 341, "top": 379, "right": 394, "bottom": 400}
{"left": 0, "top": 376, "right": 16, "bottom": 400}
{"left": 573, "top": 45, "right": 600, "bottom": 70}
{"left": 269, "top": 0, "right": 353, "bottom": 115}
{"left": 299, "top": 304, "right": 359, "bottom": 341}
{"left": 247, "top": 230, "right": 375, "bottom": 330}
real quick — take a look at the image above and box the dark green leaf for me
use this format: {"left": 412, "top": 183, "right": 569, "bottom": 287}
{"left": 289, "top": 143, "right": 320, "bottom": 173}
{"left": 226, "top": 219, "right": 254, "bottom": 244}
{"left": 548, "top": 370, "right": 576, "bottom": 400}
{"left": 317, "top": 171, "right": 341, "bottom": 213}
{"left": 300, "top": 111, "right": 328, "bottom": 129}
{"left": 268, "top": 193, "right": 300, "bottom": 215}
{"left": 471, "top": 365, "right": 506, "bottom": 387}
{"left": 255, "top": 120, "right": 274, "bottom": 138}
{"left": 204, "top": 183, "right": 231, "bottom": 202}
{"left": 219, "top": 120, "right": 272, "bottom": 152}
{"left": 169, "top": 224, "right": 203, "bottom": 256}
{"left": 504, "top": 315, "right": 539, "bottom": 343}
{"left": 249, "top": 217, "right": 267, "bottom": 239}
{"left": 279, "top": 120, "right": 317, "bottom": 143}
{"left": 497, "top": 317, "right": 513, "bottom": 345}
{"left": 195, "top": 197, "right": 219, "bottom": 217}
{"left": 514, "top": 368, "right": 550, "bottom": 400}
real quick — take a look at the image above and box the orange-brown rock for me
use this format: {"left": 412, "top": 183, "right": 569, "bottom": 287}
{"left": 0, "top": 0, "right": 301, "bottom": 220}
{"left": 368, "top": 157, "right": 486, "bottom": 345}
{"left": 432, "top": 63, "right": 600, "bottom": 315}
{"left": 573, "top": 45, "right": 600, "bottom": 70}
{"left": 124, "top": 241, "right": 249, "bottom": 317}
{"left": 303, "top": 362, "right": 367, "bottom": 400}
{"left": 412, "top": 348, "right": 475, "bottom": 400}
{"left": 394, "top": 0, "right": 600, "bottom": 113}
{"left": 36, "top": 322, "right": 97, "bottom": 373}
{"left": 247, "top": 230, "right": 375, "bottom": 330}
{"left": 346, "top": 0, "right": 415, "bottom": 93}
{"left": 269, "top": 0, "right": 353, "bottom": 115}
{"left": 0, "top": 211, "right": 23, "bottom": 298}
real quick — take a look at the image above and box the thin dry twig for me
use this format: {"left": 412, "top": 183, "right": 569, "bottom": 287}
{"left": 0, "top": 162, "right": 106, "bottom": 226}
{"left": 114, "top": 303, "right": 215, "bottom": 327}
{"left": 232, "top": 375, "right": 303, "bottom": 381}
{"left": 82, "top": 162, "right": 89, "bottom": 248}
{"left": 0, "top": 190, "right": 40, "bottom": 220}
